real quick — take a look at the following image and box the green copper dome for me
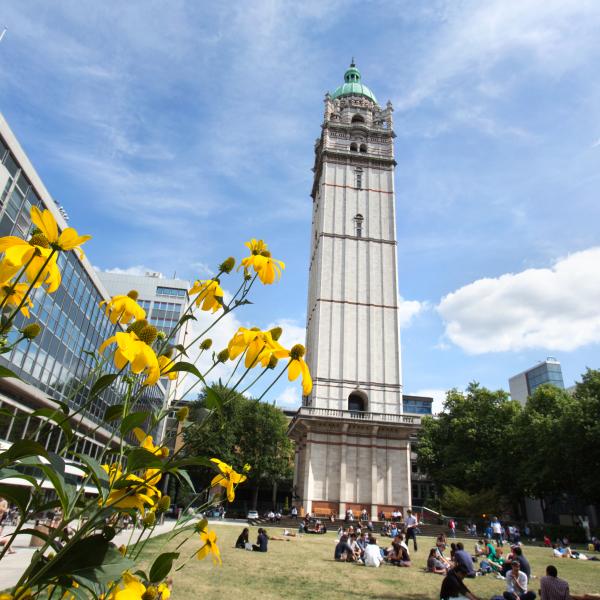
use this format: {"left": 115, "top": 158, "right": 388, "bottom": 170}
{"left": 330, "top": 61, "right": 377, "bottom": 103}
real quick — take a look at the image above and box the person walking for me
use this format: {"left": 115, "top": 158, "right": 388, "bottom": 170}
{"left": 405, "top": 509, "right": 418, "bottom": 552}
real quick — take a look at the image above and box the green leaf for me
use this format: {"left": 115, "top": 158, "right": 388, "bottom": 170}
{"left": 90, "top": 373, "right": 119, "bottom": 398}
{"left": 168, "top": 456, "right": 213, "bottom": 470}
{"left": 149, "top": 552, "right": 180, "bottom": 583}
{"left": 104, "top": 403, "right": 124, "bottom": 422}
{"left": 0, "top": 365, "right": 21, "bottom": 379}
{"left": 20, "top": 527, "right": 63, "bottom": 551}
{"left": 75, "top": 453, "right": 109, "bottom": 498}
{"left": 163, "top": 361, "right": 204, "bottom": 381}
{"left": 173, "top": 343, "right": 188, "bottom": 357}
{"left": 126, "top": 448, "right": 163, "bottom": 472}
{"left": 179, "top": 314, "right": 197, "bottom": 325}
{"left": 0, "top": 483, "right": 31, "bottom": 513}
{"left": 0, "top": 467, "right": 39, "bottom": 487}
{"left": 204, "top": 387, "right": 223, "bottom": 411}
{"left": 31, "top": 407, "right": 73, "bottom": 442}
{"left": 134, "top": 570, "right": 149, "bottom": 581}
{"left": 0, "top": 439, "right": 48, "bottom": 464}
{"left": 172, "top": 467, "right": 195, "bottom": 492}
{"left": 120, "top": 412, "right": 149, "bottom": 436}
{"left": 45, "top": 534, "right": 134, "bottom": 585}
{"left": 21, "top": 453, "right": 71, "bottom": 513}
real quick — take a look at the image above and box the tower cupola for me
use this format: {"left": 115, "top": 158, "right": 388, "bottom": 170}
{"left": 330, "top": 60, "right": 378, "bottom": 103}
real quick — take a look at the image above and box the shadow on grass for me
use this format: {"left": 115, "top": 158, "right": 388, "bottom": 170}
{"left": 347, "top": 594, "right": 433, "bottom": 600}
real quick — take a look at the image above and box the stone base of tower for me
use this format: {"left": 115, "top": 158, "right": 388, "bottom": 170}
{"left": 288, "top": 407, "right": 421, "bottom": 519}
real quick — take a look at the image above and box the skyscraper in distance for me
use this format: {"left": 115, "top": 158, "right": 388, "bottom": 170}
{"left": 509, "top": 357, "right": 564, "bottom": 404}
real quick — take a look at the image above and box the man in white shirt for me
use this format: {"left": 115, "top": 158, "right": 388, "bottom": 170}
{"left": 363, "top": 535, "right": 383, "bottom": 567}
{"left": 504, "top": 561, "right": 535, "bottom": 600}
{"left": 405, "top": 509, "right": 418, "bottom": 551}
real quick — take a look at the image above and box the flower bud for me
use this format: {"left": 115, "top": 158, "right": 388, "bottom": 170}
{"left": 142, "top": 511, "right": 156, "bottom": 528}
{"left": 127, "top": 290, "right": 139, "bottom": 300}
{"left": 269, "top": 327, "right": 282, "bottom": 341}
{"left": 118, "top": 544, "right": 127, "bottom": 556}
{"left": 243, "top": 268, "right": 252, "bottom": 281}
{"left": 260, "top": 250, "right": 271, "bottom": 258}
{"left": 156, "top": 330, "right": 167, "bottom": 341}
{"left": 219, "top": 257, "right": 236, "bottom": 274}
{"left": 217, "top": 348, "right": 229, "bottom": 363}
{"left": 176, "top": 406, "right": 189, "bottom": 422}
{"left": 160, "top": 447, "right": 169, "bottom": 458}
{"left": 290, "top": 344, "right": 306, "bottom": 360}
{"left": 200, "top": 338, "right": 213, "bottom": 350}
{"left": 20, "top": 323, "right": 42, "bottom": 340}
{"left": 243, "top": 463, "right": 251, "bottom": 472}
{"left": 157, "top": 495, "right": 171, "bottom": 513}
{"left": 138, "top": 325, "right": 158, "bottom": 345}
{"left": 267, "top": 356, "right": 279, "bottom": 370}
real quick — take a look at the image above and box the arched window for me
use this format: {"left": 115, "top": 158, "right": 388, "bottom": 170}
{"left": 355, "top": 168, "right": 363, "bottom": 189}
{"left": 352, "top": 114, "right": 365, "bottom": 123}
{"left": 350, "top": 142, "right": 358, "bottom": 152}
{"left": 354, "top": 213, "right": 364, "bottom": 238}
{"left": 348, "top": 391, "right": 367, "bottom": 413}
{"left": 359, "top": 143, "right": 367, "bottom": 153}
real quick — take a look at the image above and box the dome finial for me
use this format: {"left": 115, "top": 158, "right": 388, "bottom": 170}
{"left": 350, "top": 56, "right": 356, "bottom": 67}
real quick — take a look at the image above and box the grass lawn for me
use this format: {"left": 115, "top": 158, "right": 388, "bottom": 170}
{"left": 139, "top": 525, "right": 600, "bottom": 599}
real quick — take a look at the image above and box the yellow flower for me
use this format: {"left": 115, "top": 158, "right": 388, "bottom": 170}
{"left": 0, "top": 594, "right": 14, "bottom": 600}
{"left": 189, "top": 279, "right": 223, "bottom": 313}
{"left": 99, "top": 331, "right": 160, "bottom": 386}
{"left": 31, "top": 206, "right": 91, "bottom": 256}
{"left": 111, "top": 572, "right": 146, "bottom": 600}
{"left": 210, "top": 458, "right": 247, "bottom": 502}
{"left": 158, "top": 355, "right": 177, "bottom": 380}
{"left": 240, "top": 239, "right": 285, "bottom": 285}
{"left": 0, "top": 283, "right": 33, "bottom": 317}
{"left": 227, "top": 327, "right": 288, "bottom": 369}
{"left": 100, "top": 293, "right": 146, "bottom": 325}
{"left": 101, "top": 464, "right": 160, "bottom": 515}
{"left": 157, "top": 583, "right": 171, "bottom": 600}
{"left": 196, "top": 528, "right": 221, "bottom": 565}
{"left": 288, "top": 344, "right": 313, "bottom": 396}
{"left": 0, "top": 239, "right": 61, "bottom": 293}
{"left": 132, "top": 427, "right": 166, "bottom": 488}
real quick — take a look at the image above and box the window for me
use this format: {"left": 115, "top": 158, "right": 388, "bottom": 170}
{"left": 359, "top": 143, "right": 367, "bottom": 153}
{"left": 352, "top": 114, "right": 365, "bottom": 123}
{"left": 354, "top": 214, "right": 364, "bottom": 238}
{"left": 355, "top": 168, "right": 363, "bottom": 189}
{"left": 348, "top": 391, "right": 367, "bottom": 413}
{"left": 156, "top": 286, "right": 187, "bottom": 298}
{"left": 350, "top": 142, "right": 358, "bottom": 152}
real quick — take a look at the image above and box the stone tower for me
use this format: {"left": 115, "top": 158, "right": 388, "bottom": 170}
{"left": 288, "top": 62, "right": 421, "bottom": 519}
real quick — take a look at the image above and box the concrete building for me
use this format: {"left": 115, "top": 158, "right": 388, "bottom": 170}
{"left": 509, "top": 357, "right": 564, "bottom": 404}
{"left": 288, "top": 63, "right": 421, "bottom": 518}
{"left": 0, "top": 113, "right": 166, "bottom": 459}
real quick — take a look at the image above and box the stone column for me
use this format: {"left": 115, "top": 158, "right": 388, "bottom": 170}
{"left": 403, "top": 438, "right": 412, "bottom": 509}
{"left": 302, "top": 430, "right": 313, "bottom": 515}
{"left": 338, "top": 423, "right": 348, "bottom": 518}
{"left": 370, "top": 425, "right": 379, "bottom": 518}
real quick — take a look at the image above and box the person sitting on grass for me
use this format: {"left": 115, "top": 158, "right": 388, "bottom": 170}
{"left": 388, "top": 541, "right": 411, "bottom": 567}
{"left": 475, "top": 539, "right": 487, "bottom": 557}
{"left": 440, "top": 564, "right": 481, "bottom": 600}
{"left": 484, "top": 537, "right": 504, "bottom": 572}
{"left": 503, "top": 560, "right": 536, "bottom": 600}
{"left": 427, "top": 548, "right": 448, "bottom": 575}
{"left": 334, "top": 533, "right": 351, "bottom": 561}
{"left": 364, "top": 535, "right": 383, "bottom": 567}
{"left": 454, "top": 542, "right": 477, "bottom": 578}
{"left": 252, "top": 527, "right": 268, "bottom": 552}
{"left": 235, "top": 527, "right": 249, "bottom": 549}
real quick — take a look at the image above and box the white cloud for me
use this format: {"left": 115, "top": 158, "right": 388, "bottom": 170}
{"left": 410, "top": 388, "right": 448, "bottom": 415}
{"left": 399, "top": 297, "right": 427, "bottom": 327}
{"left": 103, "top": 265, "right": 156, "bottom": 276}
{"left": 266, "top": 318, "right": 306, "bottom": 350}
{"left": 275, "top": 386, "right": 301, "bottom": 410}
{"left": 437, "top": 247, "right": 600, "bottom": 354}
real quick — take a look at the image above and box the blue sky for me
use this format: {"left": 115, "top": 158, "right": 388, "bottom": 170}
{"left": 1, "top": 1, "right": 599, "bottom": 411}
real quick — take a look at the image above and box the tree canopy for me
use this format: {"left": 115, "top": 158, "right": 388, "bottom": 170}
{"left": 416, "top": 370, "right": 600, "bottom": 517}
{"left": 183, "top": 384, "right": 294, "bottom": 507}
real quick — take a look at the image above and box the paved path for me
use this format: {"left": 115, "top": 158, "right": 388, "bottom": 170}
{"left": 0, "top": 517, "right": 248, "bottom": 591}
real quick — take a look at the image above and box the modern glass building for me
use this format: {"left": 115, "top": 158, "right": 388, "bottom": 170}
{"left": 402, "top": 394, "right": 433, "bottom": 415}
{"left": 508, "top": 357, "right": 565, "bottom": 404}
{"left": 0, "top": 113, "right": 166, "bottom": 459}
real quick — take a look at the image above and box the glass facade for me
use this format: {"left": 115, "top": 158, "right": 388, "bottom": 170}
{"left": 403, "top": 394, "right": 433, "bottom": 415}
{"left": 0, "top": 130, "right": 165, "bottom": 453}
{"left": 156, "top": 286, "right": 187, "bottom": 298}
{"left": 526, "top": 360, "right": 564, "bottom": 396}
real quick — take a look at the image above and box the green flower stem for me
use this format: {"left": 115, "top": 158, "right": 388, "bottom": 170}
{"left": 239, "top": 367, "right": 269, "bottom": 395}
{"left": 255, "top": 362, "right": 290, "bottom": 403}
{"left": 133, "top": 519, "right": 159, "bottom": 560}
{"left": 0, "top": 251, "right": 38, "bottom": 315}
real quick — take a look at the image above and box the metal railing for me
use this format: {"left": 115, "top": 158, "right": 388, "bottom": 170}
{"left": 292, "top": 405, "right": 420, "bottom": 425}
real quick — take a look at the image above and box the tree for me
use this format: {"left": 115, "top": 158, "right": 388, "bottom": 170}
{"left": 416, "top": 382, "right": 523, "bottom": 507}
{"left": 183, "top": 384, "right": 294, "bottom": 509}
{"left": 440, "top": 485, "right": 502, "bottom": 519}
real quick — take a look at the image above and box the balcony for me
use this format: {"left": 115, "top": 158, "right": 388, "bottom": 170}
{"left": 289, "top": 405, "right": 421, "bottom": 429}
